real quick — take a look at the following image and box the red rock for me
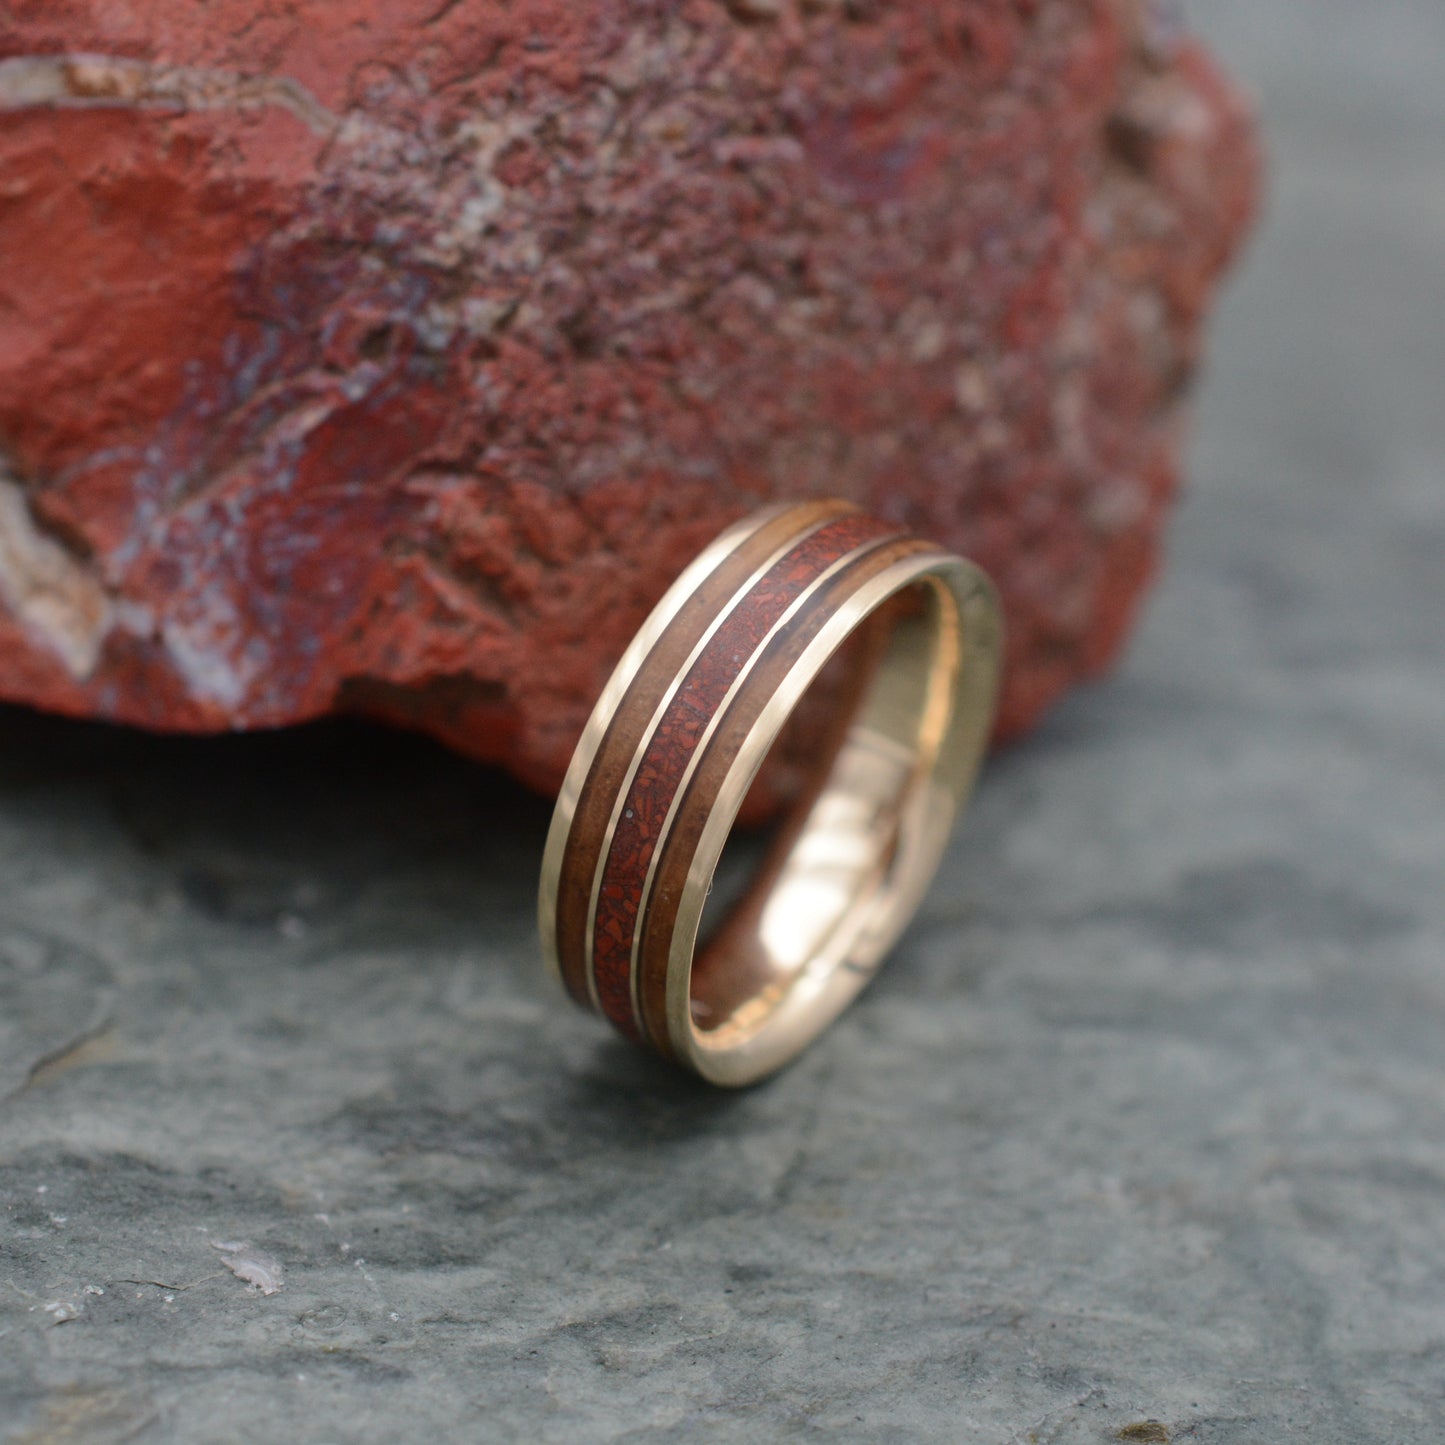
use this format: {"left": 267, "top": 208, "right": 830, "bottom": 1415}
{"left": 0, "top": 1, "right": 1259, "bottom": 798}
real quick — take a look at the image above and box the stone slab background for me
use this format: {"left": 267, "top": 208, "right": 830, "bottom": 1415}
{"left": 2, "top": 2, "right": 1443, "bottom": 1440}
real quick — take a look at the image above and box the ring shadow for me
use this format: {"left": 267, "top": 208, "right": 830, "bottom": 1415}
{"left": 0, "top": 703, "right": 755, "bottom": 1145}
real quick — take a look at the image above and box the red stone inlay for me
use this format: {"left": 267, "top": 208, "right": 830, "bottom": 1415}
{"left": 589, "top": 511, "right": 896, "bottom": 1035}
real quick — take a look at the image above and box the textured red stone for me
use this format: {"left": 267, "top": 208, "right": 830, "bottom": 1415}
{"left": 0, "top": 2, "right": 1260, "bottom": 794}
{"left": 590, "top": 510, "right": 894, "bottom": 1034}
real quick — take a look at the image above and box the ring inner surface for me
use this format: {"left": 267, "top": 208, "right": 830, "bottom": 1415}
{"left": 687, "top": 577, "right": 959, "bottom": 1052}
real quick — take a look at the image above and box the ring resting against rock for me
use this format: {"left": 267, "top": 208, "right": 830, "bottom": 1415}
{"left": 538, "top": 500, "right": 1002, "bottom": 1086}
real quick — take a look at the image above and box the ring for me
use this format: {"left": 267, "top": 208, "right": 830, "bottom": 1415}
{"left": 538, "top": 499, "right": 1002, "bottom": 1085}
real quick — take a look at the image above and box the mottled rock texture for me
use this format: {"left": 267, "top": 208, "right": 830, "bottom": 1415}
{"left": 0, "top": 1, "right": 1258, "bottom": 794}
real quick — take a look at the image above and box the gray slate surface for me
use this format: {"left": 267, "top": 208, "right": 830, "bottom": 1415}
{"left": 3, "top": 2, "right": 1444, "bottom": 1440}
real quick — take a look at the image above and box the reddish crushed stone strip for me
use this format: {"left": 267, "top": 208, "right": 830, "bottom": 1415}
{"left": 589, "top": 512, "right": 897, "bottom": 1036}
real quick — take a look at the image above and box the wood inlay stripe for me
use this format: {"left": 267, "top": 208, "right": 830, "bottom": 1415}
{"left": 634, "top": 537, "right": 937, "bottom": 1048}
{"left": 554, "top": 501, "right": 842, "bottom": 1006}
{"left": 588, "top": 511, "right": 900, "bottom": 1036}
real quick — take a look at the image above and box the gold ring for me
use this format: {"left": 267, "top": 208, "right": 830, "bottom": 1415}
{"left": 538, "top": 500, "right": 1002, "bottom": 1086}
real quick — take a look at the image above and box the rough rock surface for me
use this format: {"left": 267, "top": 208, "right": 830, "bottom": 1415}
{"left": 1, "top": 0, "right": 1443, "bottom": 1415}
{"left": 0, "top": 1, "right": 1258, "bottom": 793}
{"left": 3, "top": 4, "right": 1445, "bottom": 1435}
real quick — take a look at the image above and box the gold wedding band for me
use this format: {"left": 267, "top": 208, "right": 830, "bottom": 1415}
{"left": 538, "top": 500, "right": 1002, "bottom": 1086}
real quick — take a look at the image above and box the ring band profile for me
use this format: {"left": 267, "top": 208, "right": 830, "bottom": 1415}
{"left": 538, "top": 499, "right": 1002, "bottom": 1086}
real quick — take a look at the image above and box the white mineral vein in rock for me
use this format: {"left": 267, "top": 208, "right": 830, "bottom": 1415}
{"left": 212, "top": 1240, "right": 284, "bottom": 1296}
